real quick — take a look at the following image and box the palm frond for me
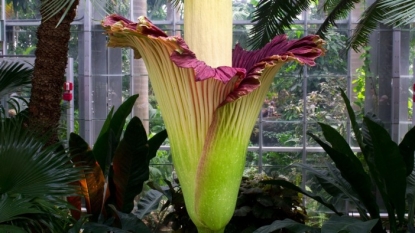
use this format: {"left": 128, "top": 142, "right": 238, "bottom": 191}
{"left": 317, "top": 0, "right": 361, "bottom": 37}
{"left": 40, "top": 0, "right": 77, "bottom": 25}
{"left": 0, "top": 194, "right": 77, "bottom": 232}
{"left": 248, "top": 0, "right": 314, "bottom": 50}
{"left": 0, "top": 117, "right": 84, "bottom": 231}
{"left": 0, "top": 117, "right": 83, "bottom": 197}
{"left": 380, "top": 0, "right": 415, "bottom": 27}
{"left": 167, "top": 0, "right": 183, "bottom": 9}
{"left": 0, "top": 61, "right": 32, "bottom": 98}
{"left": 347, "top": 0, "right": 385, "bottom": 52}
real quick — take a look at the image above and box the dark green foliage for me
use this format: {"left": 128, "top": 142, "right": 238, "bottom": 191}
{"left": 261, "top": 179, "right": 342, "bottom": 215}
{"left": 248, "top": 0, "right": 415, "bottom": 51}
{"left": 0, "top": 61, "right": 32, "bottom": 97}
{"left": 139, "top": 175, "right": 308, "bottom": 233}
{"left": 112, "top": 117, "right": 149, "bottom": 213}
{"left": 249, "top": 0, "right": 311, "bottom": 50}
{"left": 227, "top": 174, "right": 307, "bottom": 232}
{"left": 250, "top": 87, "right": 415, "bottom": 232}
{"left": 260, "top": 88, "right": 415, "bottom": 233}
{"left": 0, "top": 61, "right": 33, "bottom": 117}
{"left": 93, "top": 94, "right": 139, "bottom": 177}
{"left": 254, "top": 215, "right": 378, "bottom": 233}
{"left": 68, "top": 95, "right": 168, "bottom": 232}
{"left": 0, "top": 117, "right": 83, "bottom": 232}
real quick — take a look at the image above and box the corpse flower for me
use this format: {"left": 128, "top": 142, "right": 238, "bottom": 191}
{"left": 102, "top": 3, "right": 324, "bottom": 232}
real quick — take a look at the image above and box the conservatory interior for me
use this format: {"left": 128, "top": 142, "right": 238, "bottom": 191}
{"left": 1, "top": 0, "right": 415, "bottom": 232}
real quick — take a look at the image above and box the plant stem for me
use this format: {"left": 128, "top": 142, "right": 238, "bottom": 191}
{"left": 197, "top": 227, "right": 225, "bottom": 233}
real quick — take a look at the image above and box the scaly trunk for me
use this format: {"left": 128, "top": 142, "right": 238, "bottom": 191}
{"left": 27, "top": 0, "right": 79, "bottom": 144}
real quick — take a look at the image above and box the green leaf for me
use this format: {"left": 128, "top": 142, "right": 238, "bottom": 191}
{"left": 135, "top": 189, "right": 164, "bottom": 219}
{"left": 309, "top": 124, "right": 379, "bottom": 220}
{"left": 148, "top": 129, "right": 168, "bottom": 161}
{"left": 81, "top": 222, "right": 130, "bottom": 233}
{"left": 380, "top": 0, "right": 415, "bottom": 26}
{"left": 0, "top": 61, "right": 32, "bottom": 98}
{"left": 347, "top": 0, "right": 386, "bottom": 51}
{"left": 112, "top": 117, "right": 149, "bottom": 213}
{"left": 69, "top": 132, "right": 90, "bottom": 158}
{"left": 399, "top": 125, "right": 415, "bottom": 176}
{"left": 364, "top": 116, "right": 407, "bottom": 224}
{"left": 260, "top": 179, "right": 342, "bottom": 215}
{"left": 321, "top": 215, "right": 378, "bottom": 233}
{"left": 406, "top": 166, "right": 415, "bottom": 226}
{"left": 253, "top": 218, "right": 321, "bottom": 233}
{"left": 0, "top": 118, "right": 82, "bottom": 197}
{"left": 108, "top": 205, "right": 152, "bottom": 233}
{"left": 97, "top": 107, "right": 114, "bottom": 139}
{"left": 93, "top": 94, "right": 139, "bottom": 177}
{"left": 248, "top": 0, "right": 313, "bottom": 50}
{"left": 0, "top": 194, "right": 42, "bottom": 223}
{"left": 339, "top": 89, "right": 363, "bottom": 150}
{"left": 0, "top": 225, "right": 28, "bottom": 233}
{"left": 316, "top": 0, "right": 361, "bottom": 38}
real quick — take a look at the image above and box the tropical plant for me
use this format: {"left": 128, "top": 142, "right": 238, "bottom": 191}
{"left": 248, "top": 0, "right": 415, "bottom": 51}
{"left": 0, "top": 61, "right": 33, "bottom": 117}
{"left": 254, "top": 88, "right": 415, "bottom": 233}
{"left": 67, "top": 94, "right": 167, "bottom": 232}
{"left": 0, "top": 116, "right": 84, "bottom": 233}
{"left": 24, "top": 0, "right": 79, "bottom": 144}
{"left": 137, "top": 173, "right": 308, "bottom": 233}
{"left": 102, "top": 7, "right": 324, "bottom": 232}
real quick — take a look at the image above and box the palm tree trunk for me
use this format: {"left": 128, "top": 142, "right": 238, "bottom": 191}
{"left": 27, "top": 0, "right": 79, "bottom": 144}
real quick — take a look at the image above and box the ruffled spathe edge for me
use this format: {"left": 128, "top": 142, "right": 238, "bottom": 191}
{"left": 102, "top": 14, "right": 325, "bottom": 107}
{"left": 102, "top": 14, "right": 251, "bottom": 88}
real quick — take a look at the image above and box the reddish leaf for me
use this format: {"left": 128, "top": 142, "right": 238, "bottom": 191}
{"left": 67, "top": 194, "right": 82, "bottom": 220}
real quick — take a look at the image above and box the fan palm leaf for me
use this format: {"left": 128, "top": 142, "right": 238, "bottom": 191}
{"left": 0, "top": 61, "right": 32, "bottom": 98}
{"left": 0, "top": 119, "right": 83, "bottom": 196}
{"left": 0, "top": 117, "right": 84, "bottom": 232}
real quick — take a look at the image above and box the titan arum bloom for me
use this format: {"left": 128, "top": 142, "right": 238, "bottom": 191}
{"left": 102, "top": 2, "right": 324, "bottom": 232}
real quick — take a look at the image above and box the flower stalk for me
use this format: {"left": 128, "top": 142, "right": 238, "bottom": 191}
{"left": 102, "top": 4, "right": 324, "bottom": 232}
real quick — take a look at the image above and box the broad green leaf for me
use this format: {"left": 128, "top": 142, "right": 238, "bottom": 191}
{"left": 69, "top": 132, "right": 90, "bottom": 159}
{"left": 0, "top": 225, "right": 28, "bottom": 233}
{"left": 321, "top": 215, "right": 378, "bottom": 233}
{"left": 399, "top": 125, "right": 415, "bottom": 176}
{"left": 148, "top": 129, "right": 168, "bottom": 161}
{"left": 364, "top": 116, "right": 407, "bottom": 224}
{"left": 112, "top": 117, "right": 149, "bottom": 213}
{"left": 108, "top": 205, "right": 152, "bottom": 233}
{"left": 406, "top": 167, "right": 415, "bottom": 226}
{"left": 260, "top": 179, "right": 342, "bottom": 215}
{"left": 97, "top": 107, "right": 114, "bottom": 139}
{"left": 93, "top": 94, "right": 139, "bottom": 176}
{"left": 81, "top": 222, "right": 130, "bottom": 233}
{"left": 135, "top": 189, "right": 164, "bottom": 219}
{"left": 339, "top": 89, "right": 363, "bottom": 151}
{"left": 294, "top": 163, "right": 374, "bottom": 217}
{"left": 310, "top": 124, "right": 379, "bottom": 220}
{"left": 253, "top": 218, "right": 321, "bottom": 233}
